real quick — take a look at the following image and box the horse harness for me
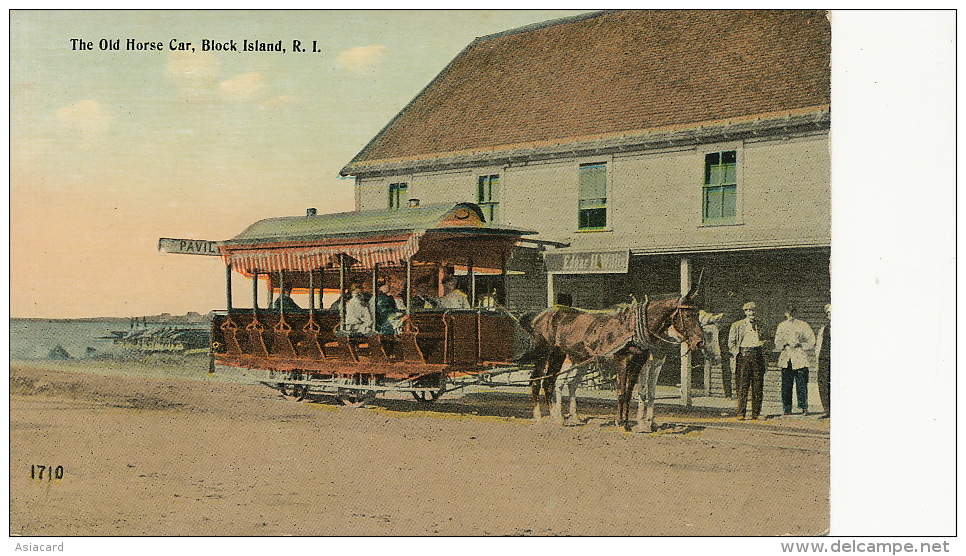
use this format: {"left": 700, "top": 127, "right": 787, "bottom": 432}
{"left": 634, "top": 297, "right": 697, "bottom": 350}
{"left": 530, "top": 298, "right": 694, "bottom": 383}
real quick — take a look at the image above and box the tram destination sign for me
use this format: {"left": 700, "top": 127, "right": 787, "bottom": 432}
{"left": 158, "top": 237, "right": 221, "bottom": 256}
{"left": 544, "top": 249, "right": 629, "bottom": 274}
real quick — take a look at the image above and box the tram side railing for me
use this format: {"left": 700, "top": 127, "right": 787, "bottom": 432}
{"left": 212, "top": 309, "right": 518, "bottom": 367}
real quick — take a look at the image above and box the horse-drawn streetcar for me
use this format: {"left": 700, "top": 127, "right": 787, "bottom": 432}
{"left": 208, "top": 202, "right": 536, "bottom": 405}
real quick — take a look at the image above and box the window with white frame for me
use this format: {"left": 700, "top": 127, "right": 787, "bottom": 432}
{"left": 578, "top": 162, "right": 607, "bottom": 230}
{"left": 702, "top": 151, "right": 737, "bottom": 224}
{"left": 388, "top": 182, "right": 408, "bottom": 210}
{"left": 477, "top": 174, "right": 500, "bottom": 224}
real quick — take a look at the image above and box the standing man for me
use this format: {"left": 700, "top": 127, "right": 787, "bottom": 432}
{"left": 774, "top": 306, "right": 816, "bottom": 415}
{"left": 728, "top": 301, "right": 768, "bottom": 420}
{"left": 816, "top": 303, "right": 831, "bottom": 417}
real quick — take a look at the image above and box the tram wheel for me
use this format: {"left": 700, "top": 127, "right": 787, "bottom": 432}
{"left": 281, "top": 383, "right": 308, "bottom": 402}
{"left": 339, "top": 392, "right": 374, "bottom": 407}
{"left": 292, "top": 383, "right": 309, "bottom": 402}
{"left": 412, "top": 389, "right": 442, "bottom": 403}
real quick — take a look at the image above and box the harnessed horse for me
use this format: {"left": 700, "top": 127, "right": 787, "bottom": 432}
{"left": 525, "top": 290, "right": 706, "bottom": 432}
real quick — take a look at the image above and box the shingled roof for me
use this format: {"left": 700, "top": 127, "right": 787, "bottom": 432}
{"left": 342, "top": 10, "right": 830, "bottom": 176}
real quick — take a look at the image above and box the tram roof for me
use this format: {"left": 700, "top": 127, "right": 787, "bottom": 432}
{"left": 223, "top": 202, "right": 534, "bottom": 246}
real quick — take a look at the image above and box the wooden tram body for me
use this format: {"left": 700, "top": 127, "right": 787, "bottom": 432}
{"left": 210, "top": 203, "right": 535, "bottom": 403}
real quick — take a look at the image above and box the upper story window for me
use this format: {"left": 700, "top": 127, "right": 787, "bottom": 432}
{"left": 578, "top": 162, "right": 607, "bottom": 230}
{"left": 477, "top": 174, "right": 500, "bottom": 224}
{"left": 702, "top": 151, "right": 737, "bottom": 224}
{"left": 388, "top": 182, "right": 408, "bottom": 210}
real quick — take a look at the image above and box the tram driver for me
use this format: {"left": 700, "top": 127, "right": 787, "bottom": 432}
{"left": 437, "top": 277, "right": 471, "bottom": 310}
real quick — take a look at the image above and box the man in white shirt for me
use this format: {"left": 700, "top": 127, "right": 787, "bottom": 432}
{"left": 728, "top": 301, "right": 768, "bottom": 420}
{"left": 774, "top": 306, "right": 816, "bottom": 415}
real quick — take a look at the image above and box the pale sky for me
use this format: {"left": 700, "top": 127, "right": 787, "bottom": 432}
{"left": 9, "top": 9, "right": 588, "bottom": 318}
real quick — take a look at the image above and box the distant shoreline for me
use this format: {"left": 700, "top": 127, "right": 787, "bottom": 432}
{"left": 10, "top": 314, "right": 212, "bottom": 325}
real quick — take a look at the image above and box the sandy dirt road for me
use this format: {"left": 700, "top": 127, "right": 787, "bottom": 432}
{"left": 10, "top": 363, "right": 829, "bottom": 536}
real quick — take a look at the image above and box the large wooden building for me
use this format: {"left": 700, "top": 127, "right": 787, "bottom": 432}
{"left": 339, "top": 10, "right": 831, "bottom": 401}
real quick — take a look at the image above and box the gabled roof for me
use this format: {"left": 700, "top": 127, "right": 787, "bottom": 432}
{"left": 342, "top": 9, "right": 830, "bottom": 176}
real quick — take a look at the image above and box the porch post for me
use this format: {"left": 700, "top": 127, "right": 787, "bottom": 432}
{"left": 680, "top": 256, "right": 692, "bottom": 406}
{"left": 546, "top": 271, "right": 555, "bottom": 308}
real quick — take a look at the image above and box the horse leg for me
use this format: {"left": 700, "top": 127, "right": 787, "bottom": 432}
{"left": 566, "top": 374, "right": 580, "bottom": 425}
{"left": 545, "top": 352, "right": 566, "bottom": 424}
{"left": 613, "top": 358, "right": 635, "bottom": 430}
{"left": 530, "top": 353, "right": 548, "bottom": 421}
{"left": 620, "top": 359, "right": 642, "bottom": 432}
{"left": 613, "top": 364, "right": 627, "bottom": 429}
{"left": 550, "top": 357, "right": 570, "bottom": 425}
{"left": 634, "top": 355, "right": 664, "bottom": 433}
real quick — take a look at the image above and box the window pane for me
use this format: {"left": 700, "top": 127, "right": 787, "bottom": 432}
{"left": 704, "top": 187, "right": 722, "bottom": 220}
{"left": 722, "top": 162, "right": 736, "bottom": 184}
{"left": 707, "top": 164, "right": 721, "bottom": 186}
{"left": 389, "top": 183, "right": 407, "bottom": 209}
{"left": 579, "top": 163, "right": 607, "bottom": 200}
{"left": 488, "top": 204, "right": 499, "bottom": 224}
{"left": 722, "top": 185, "right": 737, "bottom": 218}
{"left": 489, "top": 175, "right": 500, "bottom": 202}
{"left": 579, "top": 207, "right": 607, "bottom": 229}
{"left": 477, "top": 177, "right": 485, "bottom": 203}
{"left": 722, "top": 150, "right": 736, "bottom": 164}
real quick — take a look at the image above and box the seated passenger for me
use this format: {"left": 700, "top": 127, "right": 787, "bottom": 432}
{"left": 437, "top": 278, "right": 471, "bottom": 310}
{"left": 478, "top": 289, "right": 498, "bottom": 310}
{"left": 271, "top": 286, "right": 304, "bottom": 313}
{"left": 374, "top": 279, "right": 405, "bottom": 334}
{"left": 342, "top": 286, "right": 373, "bottom": 335}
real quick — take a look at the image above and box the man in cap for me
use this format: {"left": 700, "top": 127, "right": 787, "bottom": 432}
{"left": 728, "top": 301, "right": 768, "bottom": 420}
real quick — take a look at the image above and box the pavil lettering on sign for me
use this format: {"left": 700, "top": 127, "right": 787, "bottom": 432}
{"left": 158, "top": 238, "right": 221, "bottom": 256}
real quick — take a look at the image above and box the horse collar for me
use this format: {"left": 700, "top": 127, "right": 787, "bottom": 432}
{"left": 635, "top": 300, "right": 677, "bottom": 348}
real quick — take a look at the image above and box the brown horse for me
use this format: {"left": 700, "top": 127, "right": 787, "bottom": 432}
{"left": 525, "top": 291, "right": 706, "bottom": 432}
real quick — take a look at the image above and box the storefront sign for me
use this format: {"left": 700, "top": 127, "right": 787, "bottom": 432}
{"left": 544, "top": 250, "right": 629, "bottom": 274}
{"left": 158, "top": 237, "right": 221, "bottom": 256}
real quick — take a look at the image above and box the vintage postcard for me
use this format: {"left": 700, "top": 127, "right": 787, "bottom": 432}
{"left": 8, "top": 9, "right": 955, "bottom": 550}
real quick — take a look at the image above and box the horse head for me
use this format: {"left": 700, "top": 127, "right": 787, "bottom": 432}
{"left": 644, "top": 295, "right": 705, "bottom": 354}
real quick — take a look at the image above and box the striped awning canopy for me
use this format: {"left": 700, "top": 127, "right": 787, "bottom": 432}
{"left": 219, "top": 203, "right": 534, "bottom": 274}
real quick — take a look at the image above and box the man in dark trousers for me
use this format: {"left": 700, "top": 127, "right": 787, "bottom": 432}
{"left": 728, "top": 301, "right": 768, "bottom": 420}
{"left": 816, "top": 303, "right": 831, "bottom": 417}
